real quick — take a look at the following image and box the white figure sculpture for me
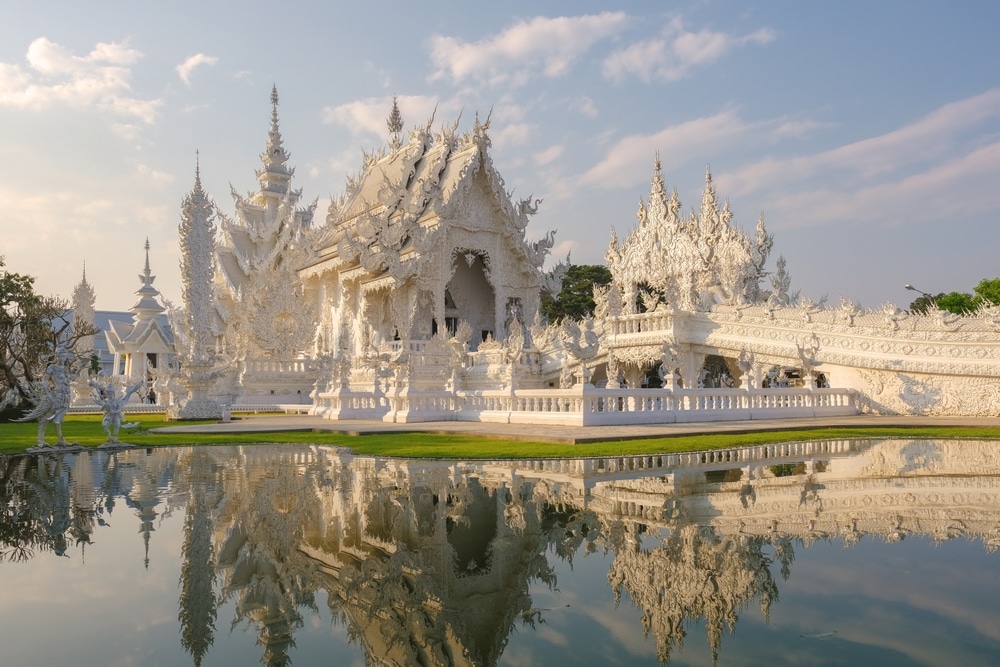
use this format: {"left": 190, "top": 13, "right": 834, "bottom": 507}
{"left": 17, "top": 340, "right": 77, "bottom": 449}
{"left": 89, "top": 375, "right": 143, "bottom": 445}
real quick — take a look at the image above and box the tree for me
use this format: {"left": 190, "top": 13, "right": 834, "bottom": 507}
{"left": 0, "top": 258, "right": 99, "bottom": 419}
{"left": 973, "top": 278, "right": 1000, "bottom": 306}
{"left": 540, "top": 264, "right": 613, "bottom": 323}
{"left": 907, "top": 292, "right": 945, "bottom": 315}
{"left": 908, "top": 277, "right": 1000, "bottom": 315}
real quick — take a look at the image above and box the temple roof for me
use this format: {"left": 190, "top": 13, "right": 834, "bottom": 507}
{"left": 307, "top": 113, "right": 551, "bottom": 280}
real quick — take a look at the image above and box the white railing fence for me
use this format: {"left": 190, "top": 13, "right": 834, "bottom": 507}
{"left": 314, "top": 385, "right": 858, "bottom": 425}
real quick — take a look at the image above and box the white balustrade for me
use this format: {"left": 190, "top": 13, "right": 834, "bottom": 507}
{"left": 367, "top": 385, "right": 857, "bottom": 425}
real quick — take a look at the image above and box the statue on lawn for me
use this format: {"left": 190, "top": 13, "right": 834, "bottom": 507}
{"left": 89, "top": 375, "right": 143, "bottom": 446}
{"left": 16, "top": 340, "right": 78, "bottom": 449}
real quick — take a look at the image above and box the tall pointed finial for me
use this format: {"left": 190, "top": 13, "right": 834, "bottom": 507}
{"left": 705, "top": 164, "right": 713, "bottom": 183}
{"left": 258, "top": 85, "right": 291, "bottom": 194}
{"left": 268, "top": 84, "right": 282, "bottom": 147}
{"left": 654, "top": 151, "right": 662, "bottom": 174}
{"left": 132, "top": 237, "right": 164, "bottom": 321}
{"left": 194, "top": 149, "right": 202, "bottom": 189}
{"left": 387, "top": 95, "right": 403, "bottom": 149}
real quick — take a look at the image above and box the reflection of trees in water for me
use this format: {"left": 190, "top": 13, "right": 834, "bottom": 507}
{"left": 0, "top": 454, "right": 91, "bottom": 561}
{"left": 1, "top": 456, "right": 62, "bottom": 562}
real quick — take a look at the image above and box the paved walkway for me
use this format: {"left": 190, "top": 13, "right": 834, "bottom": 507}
{"left": 150, "top": 414, "right": 1000, "bottom": 444}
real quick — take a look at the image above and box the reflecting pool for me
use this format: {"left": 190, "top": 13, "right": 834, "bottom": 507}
{"left": 2, "top": 438, "right": 999, "bottom": 666}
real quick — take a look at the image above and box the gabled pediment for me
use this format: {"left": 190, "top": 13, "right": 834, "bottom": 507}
{"left": 104, "top": 319, "right": 134, "bottom": 350}
{"left": 131, "top": 318, "right": 175, "bottom": 351}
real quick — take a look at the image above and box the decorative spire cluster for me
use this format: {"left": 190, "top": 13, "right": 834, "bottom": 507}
{"left": 606, "top": 161, "right": 773, "bottom": 312}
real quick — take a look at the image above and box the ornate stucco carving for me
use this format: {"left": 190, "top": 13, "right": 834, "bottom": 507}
{"left": 214, "top": 89, "right": 318, "bottom": 368}
{"left": 606, "top": 160, "right": 773, "bottom": 313}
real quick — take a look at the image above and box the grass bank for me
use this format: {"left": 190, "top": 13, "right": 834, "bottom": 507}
{"left": 2, "top": 414, "right": 999, "bottom": 458}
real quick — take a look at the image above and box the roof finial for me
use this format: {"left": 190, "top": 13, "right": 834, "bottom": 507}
{"left": 194, "top": 149, "right": 202, "bottom": 188}
{"left": 259, "top": 85, "right": 290, "bottom": 188}
{"left": 387, "top": 95, "right": 403, "bottom": 150}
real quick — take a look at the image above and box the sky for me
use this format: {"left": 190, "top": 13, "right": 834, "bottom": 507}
{"left": 2, "top": 1, "right": 999, "bottom": 312}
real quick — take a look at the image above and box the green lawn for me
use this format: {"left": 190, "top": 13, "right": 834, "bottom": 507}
{"left": 2, "top": 414, "right": 999, "bottom": 458}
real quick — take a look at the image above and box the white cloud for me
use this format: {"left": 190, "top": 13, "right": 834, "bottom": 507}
{"left": 534, "top": 144, "right": 564, "bottom": 166}
{"left": 0, "top": 37, "right": 158, "bottom": 123}
{"left": 723, "top": 89, "right": 1000, "bottom": 197}
{"left": 603, "top": 18, "right": 775, "bottom": 83}
{"left": 576, "top": 96, "right": 599, "bottom": 118}
{"left": 772, "top": 119, "right": 833, "bottom": 140}
{"left": 759, "top": 139, "right": 1000, "bottom": 231}
{"left": 363, "top": 61, "right": 391, "bottom": 88}
{"left": 491, "top": 122, "right": 535, "bottom": 149}
{"left": 429, "top": 12, "right": 628, "bottom": 86}
{"left": 582, "top": 109, "right": 755, "bottom": 188}
{"left": 176, "top": 53, "right": 218, "bottom": 86}
{"left": 688, "top": 89, "right": 1000, "bottom": 237}
{"left": 136, "top": 163, "right": 174, "bottom": 185}
{"left": 322, "top": 94, "right": 444, "bottom": 137}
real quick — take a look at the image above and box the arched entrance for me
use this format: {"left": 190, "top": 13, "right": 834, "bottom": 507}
{"left": 446, "top": 251, "right": 495, "bottom": 351}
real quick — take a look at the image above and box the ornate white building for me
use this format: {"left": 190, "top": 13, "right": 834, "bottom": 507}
{"left": 167, "top": 90, "right": 1000, "bottom": 422}
{"left": 103, "top": 240, "right": 175, "bottom": 403}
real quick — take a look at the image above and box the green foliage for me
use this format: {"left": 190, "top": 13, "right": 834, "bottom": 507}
{"left": 935, "top": 291, "right": 977, "bottom": 314}
{"left": 0, "top": 257, "right": 99, "bottom": 417}
{"left": 973, "top": 278, "right": 1000, "bottom": 306}
{"left": 540, "top": 264, "right": 613, "bottom": 323}
{"left": 0, "top": 259, "right": 48, "bottom": 409}
{"left": 907, "top": 292, "right": 944, "bottom": 315}
{"left": 908, "top": 277, "right": 1000, "bottom": 315}
{"left": 768, "top": 463, "right": 807, "bottom": 477}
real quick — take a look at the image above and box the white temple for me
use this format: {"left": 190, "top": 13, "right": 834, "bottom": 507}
{"left": 102, "top": 240, "right": 175, "bottom": 403}
{"left": 97, "top": 88, "right": 1000, "bottom": 421}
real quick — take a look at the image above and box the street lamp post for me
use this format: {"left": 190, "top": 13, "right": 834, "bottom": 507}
{"left": 904, "top": 284, "right": 932, "bottom": 298}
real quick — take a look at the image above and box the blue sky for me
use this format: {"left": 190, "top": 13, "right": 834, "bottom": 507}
{"left": 2, "top": 1, "right": 999, "bottom": 311}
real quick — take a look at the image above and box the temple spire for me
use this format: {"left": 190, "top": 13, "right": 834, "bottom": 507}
{"left": 179, "top": 153, "right": 218, "bottom": 357}
{"left": 257, "top": 85, "right": 292, "bottom": 197}
{"left": 194, "top": 149, "right": 202, "bottom": 192}
{"left": 143, "top": 238, "right": 152, "bottom": 280}
{"left": 131, "top": 238, "right": 165, "bottom": 322}
{"left": 387, "top": 95, "right": 403, "bottom": 150}
{"left": 72, "top": 262, "right": 97, "bottom": 358}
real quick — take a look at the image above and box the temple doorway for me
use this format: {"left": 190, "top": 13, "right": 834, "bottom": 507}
{"left": 446, "top": 252, "right": 495, "bottom": 351}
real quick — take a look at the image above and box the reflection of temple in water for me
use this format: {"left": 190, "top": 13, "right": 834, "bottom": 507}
{"left": 3, "top": 438, "right": 1000, "bottom": 665}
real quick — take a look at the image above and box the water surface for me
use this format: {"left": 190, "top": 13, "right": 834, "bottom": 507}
{"left": 2, "top": 438, "right": 998, "bottom": 666}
